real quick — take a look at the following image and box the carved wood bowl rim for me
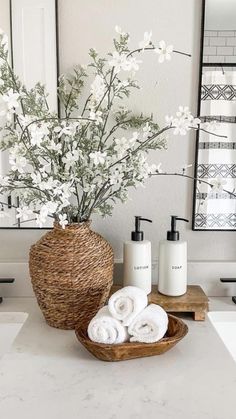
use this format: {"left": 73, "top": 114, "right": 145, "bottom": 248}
{"left": 75, "top": 314, "right": 188, "bottom": 361}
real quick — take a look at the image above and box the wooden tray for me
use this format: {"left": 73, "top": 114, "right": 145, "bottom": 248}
{"left": 75, "top": 314, "right": 188, "bottom": 362}
{"left": 110, "top": 285, "right": 209, "bottom": 321}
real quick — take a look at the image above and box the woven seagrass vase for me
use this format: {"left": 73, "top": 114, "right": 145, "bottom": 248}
{"left": 29, "top": 222, "right": 114, "bottom": 330}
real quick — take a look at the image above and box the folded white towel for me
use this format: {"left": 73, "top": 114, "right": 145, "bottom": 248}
{"left": 87, "top": 306, "right": 129, "bottom": 344}
{"left": 108, "top": 286, "right": 148, "bottom": 327}
{"left": 128, "top": 304, "right": 168, "bottom": 343}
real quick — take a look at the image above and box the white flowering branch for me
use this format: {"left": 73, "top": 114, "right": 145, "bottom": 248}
{"left": 0, "top": 27, "right": 224, "bottom": 228}
{"left": 152, "top": 171, "right": 236, "bottom": 198}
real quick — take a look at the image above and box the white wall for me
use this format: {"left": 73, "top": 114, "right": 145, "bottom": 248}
{"left": 1, "top": 0, "right": 236, "bottom": 265}
{"left": 0, "top": 0, "right": 10, "bottom": 38}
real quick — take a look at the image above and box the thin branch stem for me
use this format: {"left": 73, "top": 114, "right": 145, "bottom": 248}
{"left": 152, "top": 172, "right": 236, "bottom": 198}
{"left": 127, "top": 45, "right": 191, "bottom": 58}
{"left": 192, "top": 127, "right": 228, "bottom": 139}
{"left": 18, "top": 116, "right": 94, "bottom": 145}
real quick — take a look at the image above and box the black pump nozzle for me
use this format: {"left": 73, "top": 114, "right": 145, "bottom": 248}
{"left": 131, "top": 216, "right": 152, "bottom": 241}
{"left": 167, "top": 215, "right": 189, "bottom": 241}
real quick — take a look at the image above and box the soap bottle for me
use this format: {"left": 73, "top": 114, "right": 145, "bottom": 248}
{"left": 123, "top": 216, "right": 152, "bottom": 295}
{"left": 158, "top": 215, "right": 189, "bottom": 296}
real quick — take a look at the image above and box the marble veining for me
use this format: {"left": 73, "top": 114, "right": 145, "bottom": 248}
{"left": 0, "top": 297, "right": 235, "bottom": 419}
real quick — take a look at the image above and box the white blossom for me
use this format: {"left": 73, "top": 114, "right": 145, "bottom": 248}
{"left": 176, "top": 106, "right": 191, "bottom": 119}
{"left": 89, "top": 110, "right": 103, "bottom": 125}
{"left": 0, "top": 175, "right": 9, "bottom": 186}
{"left": 202, "top": 120, "right": 220, "bottom": 132}
{"left": 142, "top": 123, "right": 151, "bottom": 139}
{"left": 2, "top": 89, "right": 20, "bottom": 110}
{"left": 36, "top": 204, "right": 50, "bottom": 227}
{"left": 45, "top": 201, "right": 58, "bottom": 214}
{"left": 30, "top": 123, "right": 49, "bottom": 147}
{"left": 47, "top": 141, "right": 62, "bottom": 153}
{"left": 4, "top": 107, "right": 15, "bottom": 121}
{"left": 155, "top": 40, "right": 173, "bottom": 63}
{"left": 83, "top": 183, "right": 96, "bottom": 194}
{"left": 18, "top": 115, "right": 34, "bottom": 128}
{"left": 116, "top": 80, "right": 129, "bottom": 92}
{"left": 35, "top": 201, "right": 57, "bottom": 227}
{"left": 59, "top": 213, "right": 68, "bottom": 229}
{"left": 129, "top": 132, "right": 139, "bottom": 147}
{"left": 90, "top": 75, "right": 106, "bottom": 103}
{"left": 189, "top": 116, "right": 201, "bottom": 129}
{"left": 55, "top": 183, "right": 71, "bottom": 201}
{"left": 211, "top": 177, "right": 227, "bottom": 192}
{"left": 9, "top": 154, "right": 27, "bottom": 173}
{"left": 166, "top": 107, "right": 201, "bottom": 135}
{"left": 31, "top": 172, "right": 42, "bottom": 185}
{"left": 109, "top": 169, "right": 124, "bottom": 185}
{"left": 114, "top": 137, "right": 129, "bottom": 157}
{"left": 139, "top": 31, "right": 152, "bottom": 50}
{"left": 62, "top": 149, "right": 81, "bottom": 171}
{"left": 115, "top": 26, "right": 126, "bottom": 36}
{"left": 172, "top": 117, "right": 190, "bottom": 135}
{"left": 109, "top": 52, "right": 142, "bottom": 73}
{"left": 54, "top": 122, "right": 74, "bottom": 138}
{"left": 39, "top": 177, "right": 58, "bottom": 191}
{"left": 35, "top": 214, "right": 44, "bottom": 228}
{"left": 156, "top": 162, "right": 163, "bottom": 173}
{"left": 108, "top": 52, "right": 126, "bottom": 73}
{"left": 165, "top": 115, "right": 174, "bottom": 125}
{"left": 123, "top": 56, "right": 142, "bottom": 72}
{"left": 16, "top": 206, "right": 33, "bottom": 221}
{"left": 114, "top": 133, "right": 137, "bottom": 157}
{"left": 89, "top": 151, "right": 107, "bottom": 166}
{"left": 147, "top": 163, "right": 159, "bottom": 175}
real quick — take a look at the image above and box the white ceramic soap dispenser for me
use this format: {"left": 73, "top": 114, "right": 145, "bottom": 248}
{"left": 123, "top": 216, "right": 152, "bottom": 295}
{"left": 158, "top": 215, "right": 189, "bottom": 296}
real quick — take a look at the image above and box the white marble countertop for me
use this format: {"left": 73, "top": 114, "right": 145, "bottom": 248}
{"left": 0, "top": 297, "right": 236, "bottom": 419}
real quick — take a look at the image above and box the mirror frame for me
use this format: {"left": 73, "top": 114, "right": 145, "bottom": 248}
{"left": 192, "top": 0, "right": 206, "bottom": 231}
{"left": 192, "top": 0, "right": 236, "bottom": 231}
{"left": 0, "top": 0, "right": 59, "bottom": 230}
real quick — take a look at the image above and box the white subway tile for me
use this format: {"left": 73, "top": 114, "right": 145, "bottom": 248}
{"left": 204, "top": 46, "right": 217, "bottom": 55}
{"left": 203, "top": 55, "right": 209, "bottom": 62}
{"left": 205, "top": 31, "right": 217, "bottom": 37}
{"left": 227, "top": 37, "right": 236, "bottom": 46}
{"left": 217, "top": 46, "right": 234, "bottom": 55}
{"left": 204, "top": 37, "right": 209, "bottom": 46}
{"left": 210, "top": 37, "right": 226, "bottom": 46}
{"left": 208, "top": 55, "right": 225, "bottom": 63}
{"left": 225, "top": 55, "right": 236, "bottom": 63}
{"left": 218, "top": 31, "right": 235, "bottom": 37}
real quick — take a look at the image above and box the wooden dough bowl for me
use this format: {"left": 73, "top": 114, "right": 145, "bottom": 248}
{"left": 75, "top": 314, "right": 188, "bottom": 362}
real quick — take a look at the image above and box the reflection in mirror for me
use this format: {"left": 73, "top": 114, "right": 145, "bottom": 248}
{"left": 193, "top": 0, "right": 236, "bottom": 230}
{"left": 0, "top": 0, "right": 57, "bottom": 229}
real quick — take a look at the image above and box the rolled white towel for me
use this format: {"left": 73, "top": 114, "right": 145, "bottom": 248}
{"left": 108, "top": 286, "right": 148, "bottom": 327}
{"left": 87, "top": 306, "right": 129, "bottom": 344}
{"left": 128, "top": 304, "right": 168, "bottom": 343}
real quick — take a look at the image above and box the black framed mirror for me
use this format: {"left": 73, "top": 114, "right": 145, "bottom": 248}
{"left": 0, "top": 0, "right": 58, "bottom": 229}
{"left": 193, "top": 0, "right": 236, "bottom": 230}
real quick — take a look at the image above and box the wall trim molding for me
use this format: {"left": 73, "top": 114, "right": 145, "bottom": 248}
{"left": 0, "top": 260, "right": 236, "bottom": 297}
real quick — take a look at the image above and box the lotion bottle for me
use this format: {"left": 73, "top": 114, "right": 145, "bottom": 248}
{"left": 123, "top": 216, "right": 152, "bottom": 295}
{"left": 158, "top": 215, "right": 189, "bottom": 296}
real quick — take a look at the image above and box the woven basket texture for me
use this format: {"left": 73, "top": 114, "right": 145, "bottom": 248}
{"left": 29, "top": 222, "right": 114, "bottom": 330}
